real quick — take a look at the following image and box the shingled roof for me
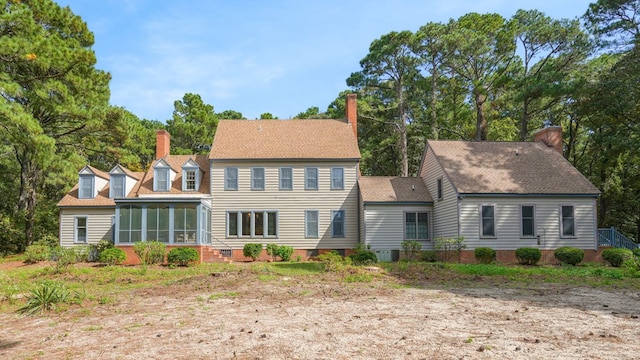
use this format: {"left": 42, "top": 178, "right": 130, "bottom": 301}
{"left": 209, "top": 119, "right": 361, "bottom": 160}
{"left": 427, "top": 140, "right": 600, "bottom": 195}
{"left": 359, "top": 176, "right": 432, "bottom": 203}
{"left": 57, "top": 170, "right": 146, "bottom": 207}
{"left": 136, "top": 155, "right": 210, "bottom": 196}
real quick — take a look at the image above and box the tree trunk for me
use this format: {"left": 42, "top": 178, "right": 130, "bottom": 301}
{"left": 474, "top": 91, "right": 487, "bottom": 141}
{"left": 17, "top": 154, "right": 37, "bottom": 252}
{"left": 399, "top": 121, "right": 409, "bottom": 177}
{"left": 519, "top": 98, "right": 530, "bottom": 141}
{"left": 431, "top": 67, "right": 439, "bottom": 140}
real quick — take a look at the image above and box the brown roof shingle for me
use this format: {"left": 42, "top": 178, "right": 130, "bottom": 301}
{"left": 359, "top": 176, "right": 432, "bottom": 203}
{"left": 209, "top": 119, "right": 361, "bottom": 160}
{"left": 136, "top": 155, "right": 210, "bottom": 195}
{"left": 427, "top": 140, "right": 600, "bottom": 195}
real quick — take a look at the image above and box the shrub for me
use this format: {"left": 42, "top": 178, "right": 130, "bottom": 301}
{"left": 434, "top": 236, "right": 466, "bottom": 262}
{"left": 133, "top": 241, "right": 166, "bottom": 265}
{"left": 33, "top": 234, "right": 59, "bottom": 248}
{"left": 243, "top": 243, "right": 263, "bottom": 261}
{"left": 318, "top": 251, "right": 352, "bottom": 272}
{"left": 349, "top": 251, "right": 377, "bottom": 265}
{"left": 515, "top": 247, "right": 541, "bottom": 265}
{"left": 99, "top": 248, "right": 126, "bottom": 265}
{"left": 19, "top": 281, "right": 70, "bottom": 315}
{"left": 632, "top": 248, "right": 640, "bottom": 258}
{"left": 24, "top": 244, "right": 51, "bottom": 263}
{"left": 602, "top": 248, "right": 634, "bottom": 267}
{"left": 277, "top": 245, "right": 294, "bottom": 262}
{"left": 554, "top": 247, "right": 584, "bottom": 266}
{"left": 73, "top": 246, "right": 91, "bottom": 263}
{"left": 401, "top": 240, "right": 422, "bottom": 261}
{"left": 90, "top": 239, "right": 114, "bottom": 261}
{"left": 266, "top": 244, "right": 280, "bottom": 261}
{"left": 421, "top": 250, "right": 438, "bottom": 262}
{"left": 474, "top": 247, "right": 496, "bottom": 264}
{"left": 167, "top": 247, "right": 199, "bottom": 266}
{"left": 50, "top": 246, "right": 81, "bottom": 273}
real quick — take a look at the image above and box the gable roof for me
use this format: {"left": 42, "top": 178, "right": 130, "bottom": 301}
{"left": 79, "top": 165, "right": 110, "bottom": 180}
{"left": 209, "top": 119, "right": 361, "bottom": 160}
{"left": 427, "top": 140, "right": 600, "bottom": 195}
{"left": 359, "top": 176, "right": 432, "bottom": 203}
{"left": 136, "top": 155, "right": 210, "bottom": 195}
{"left": 57, "top": 170, "right": 146, "bottom": 207}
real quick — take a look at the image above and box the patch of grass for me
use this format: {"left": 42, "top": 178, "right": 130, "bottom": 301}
{"left": 343, "top": 273, "right": 373, "bottom": 283}
{"left": 208, "top": 291, "right": 239, "bottom": 301}
{"left": 268, "top": 262, "right": 325, "bottom": 275}
{"left": 82, "top": 325, "right": 103, "bottom": 331}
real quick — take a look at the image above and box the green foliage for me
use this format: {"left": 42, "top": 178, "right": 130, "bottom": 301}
{"left": 317, "top": 251, "right": 352, "bottom": 272}
{"left": 133, "top": 241, "right": 166, "bottom": 265}
{"left": 602, "top": 248, "right": 634, "bottom": 267}
{"left": 554, "top": 247, "right": 584, "bottom": 266}
{"left": 421, "top": 250, "right": 438, "bottom": 262}
{"left": 90, "top": 239, "right": 114, "bottom": 262}
{"left": 167, "top": 248, "right": 199, "bottom": 266}
{"left": 349, "top": 251, "right": 378, "bottom": 265}
{"left": 277, "top": 246, "right": 294, "bottom": 262}
{"left": 401, "top": 240, "right": 422, "bottom": 261}
{"left": 474, "top": 247, "right": 496, "bottom": 264}
{"left": 33, "top": 234, "right": 59, "bottom": 249}
{"left": 434, "top": 237, "right": 466, "bottom": 262}
{"left": 266, "top": 244, "right": 280, "bottom": 261}
{"left": 166, "top": 93, "right": 218, "bottom": 155}
{"left": 243, "top": 243, "right": 263, "bottom": 261}
{"left": 515, "top": 247, "right": 542, "bottom": 265}
{"left": 19, "top": 281, "right": 70, "bottom": 315}
{"left": 99, "top": 248, "right": 126, "bottom": 266}
{"left": 24, "top": 245, "right": 51, "bottom": 264}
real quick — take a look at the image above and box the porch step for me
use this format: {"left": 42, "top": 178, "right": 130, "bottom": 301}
{"left": 201, "top": 247, "right": 233, "bottom": 264}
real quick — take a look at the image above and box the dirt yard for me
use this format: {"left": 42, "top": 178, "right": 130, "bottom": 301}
{"left": 1, "top": 266, "right": 640, "bottom": 359}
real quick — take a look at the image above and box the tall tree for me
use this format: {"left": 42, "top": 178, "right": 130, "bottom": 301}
{"left": 166, "top": 93, "right": 217, "bottom": 154}
{"left": 0, "top": 0, "right": 111, "bottom": 250}
{"left": 585, "top": 0, "right": 640, "bottom": 48}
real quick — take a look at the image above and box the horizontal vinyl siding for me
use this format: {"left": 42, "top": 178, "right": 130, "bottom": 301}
{"left": 211, "top": 161, "right": 359, "bottom": 249}
{"left": 420, "top": 147, "right": 458, "bottom": 239}
{"left": 459, "top": 197, "right": 597, "bottom": 250}
{"left": 364, "top": 204, "right": 433, "bottom": 250}
{"left": 59, "top": 208, "right": 114, "bottom": 247}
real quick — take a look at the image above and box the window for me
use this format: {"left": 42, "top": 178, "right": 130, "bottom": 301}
{"left": 480, "top": 205, "right": 495, "bottom": 237}
{"left": 331, "top": 167, "right": 344, "bottom": 190}
{"left": 561, "top": 205, "right": 575, "bottom": 237}
{"left": 279, "top": 167, "right": 293, "bottom": 190}
{"left": 146, "top": 206, "right": 170, "bottom": 242}
{"left": 154, "top": 168, "right": 170, "bottom": 192}
{"left": 184, "top": 170, "right": 197, "bottom": 191}
{"left": 437, "top": 178, "right": 443, "bottom": 200}
{"left": 174, "top": 206, "right": 198, "bottom": 243}
{"left": 74, "top": 216, "right": 87, "bottom": 243}
{"left": 305, "top": 167, "right": 318, "bottom": 190}
{"left": 79, "top": 175, "right": 94, "bottom": 199}
{"left": 305, "top": 210, "right": 319, "bottom": 238}
{"left": 118, "top": 205, "right": 142, "bottom": 243}
{"left": 331, "top": 210, "right": 345, "bottom": 238}
{"left": 405, "top": 212, "right": 429, "bottom": 240}
{"left": 227, "top": 210, "right": 277, "bottom": 237}
{"left": 225, "top": 167, "right": 238, "bottom": 190}
{"left": 521, "top": 205, "right": 535, "bottom": 237}
{"left": 251, "top": 168, "right": 265, "bottom": 190}
{"left": 110, "top": 174, "right": 125, "bottom": 198}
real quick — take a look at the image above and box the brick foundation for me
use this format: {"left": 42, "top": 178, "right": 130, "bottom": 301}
{"left": 458, "top": 248, "right": 607, "bottom": 265}
{"left": 116, "top": 245, "right": 230, "bottom": 265}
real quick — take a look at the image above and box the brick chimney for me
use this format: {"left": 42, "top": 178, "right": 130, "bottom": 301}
{"left": 155, "top": 129, "right": 170, "bottom": 159}
{"left": 346, "top": 93, "right": 357, "bottom": 139}
{"left": 534, "top": 126, "right": 562, "bottom": 154}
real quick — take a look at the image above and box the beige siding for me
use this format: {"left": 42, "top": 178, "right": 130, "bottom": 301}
{"left": 59, "top": 208, "right": 115, "bottom": 247}
{"left": 420, "top": 147, "right": 459, "bottom": 239}
{"left": 364, "top": 204, "right": 433, "bottom": 250}
{"left": 459, "top": 197, "right": 598, "bottom": 250}
{"left": 211, "top": 161, "right": 359, "bottom": 249}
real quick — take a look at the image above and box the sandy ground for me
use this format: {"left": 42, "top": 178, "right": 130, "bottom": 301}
{"left": 1, "top": 269, "right": 640, "bottom": 360}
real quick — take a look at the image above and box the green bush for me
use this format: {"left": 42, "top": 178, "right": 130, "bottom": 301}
{"left": 90, "top": 239, "right": 114, "bottom": 261}
{"left": 73, "top": 246, "right": 91, "bottom": 262}
{"left": 421, "top": 250, "right": 438, "bottom": 262}
{"left": 318, "top": 251, "right": 352, "bottom": 271}
{"left": 349, "top": 251, "right": 377, "bottom": 265}
{"left": 434, "top": 236, "right": 466, "bottom": 262}
{"left": 515, "top": 247, "right": 542, "bottom": 265}
{"left": 266, "top": 244, "right": 280, "bottom": 261}
{"left": 632, "top": 248, "right": 640, "bottom": 258}
{"left": 50, "top": 246, "right": 81, "bottom": 273}
{"left": 33, "top": 234, "right": 59, "bottom": 248}
{"left": 243, "top": 243, "right": 263, "bottom": 261}
{"left": 24, "top": 244, "right": 51, "bottom": 263}
{"left": 19, "top": 281, "right": 70, "bottom": 315}
{"left": 602, "top": 248, "right": 634, "bottom": 267}
{"left": 133, "top": 241, "right": 166, "bottom": 265}
{"left": 167, "top": 247, "right": 199, "bottom": 266}
{"left": 277, "top": 245, "right": 294, "bottom": 262}
{"left": 401, "top": 240, "right": 422, "bottom": 261}
{"left": 554, "top": 247, "right": 584, "bottom": 266}
{"left": 99, "top": 248, "right": 126, "bottom": 265}
{"left": 474, "top": 247, "right": 496, "bottom": 264}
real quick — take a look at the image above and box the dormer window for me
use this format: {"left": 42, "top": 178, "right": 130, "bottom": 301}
{"left": 110, "top": 174, "right": 125, "bottom": 198}
{"left": 181, "top": 159, "right": 201, "bottom": 191}
{"left": 79, "top": 175, "right": 94, "bottom": 199}
{"left": 153, "top": 160, "right": 172, "bottom": 192}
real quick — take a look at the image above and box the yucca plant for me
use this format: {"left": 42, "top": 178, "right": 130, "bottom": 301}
{"left": 18, "top": 281, "right": 70, "bottom": 315}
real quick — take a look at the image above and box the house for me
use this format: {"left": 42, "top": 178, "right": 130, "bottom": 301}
{"left": 58, "top": 94, "right": 602, "bottom": 264}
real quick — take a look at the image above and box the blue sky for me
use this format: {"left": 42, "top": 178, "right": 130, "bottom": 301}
{"left": 57, "top": 0, "right": 594, "bottom": 121}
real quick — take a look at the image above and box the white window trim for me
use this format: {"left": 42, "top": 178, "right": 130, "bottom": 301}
{"left": 331, "top": 210, "right": 345, "bottom": 238}
{"left": 330, "top": 167, "right": 344, "bottom": 190}
{"left": 403, "top": 211, "right": 430, "bottom": 241}
{"left": 74, "top": 216, "right": 88, "bottom": 243}
{"left": 479, "top": 204, "right": 497, "bottom": 238}
{"left": 153, "top": 167, "right": 171, "bottom": 192}
{"left": 305, "top": 167, "right": 318, "bottom": 190}
{"left": 224, "top": 167, "right": 238, "bottom": 190}
{"left": 520, "top": 204, "right": 536, "bottom": 238}
{"left": 110, "top": 174, "right": 126, "bottom": 198}
{"left": 279, "top": 167, "right": 293, "bottom": 190}
{"left": 79, "top": 175, "right": 94, "bottom": 199}
{"left": 182, "top": 167, "right": 200, "bottom": 191}
{"left": 560, "top": 204, "right": 576, "bottom": 238}
{"left": 251, "top": 168, "right": 265, "bottom": 191}
{"left": 305, "top": 210, "right": 319, "bottom": 238}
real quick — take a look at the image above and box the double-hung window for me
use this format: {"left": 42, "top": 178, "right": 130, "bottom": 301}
{"left": 521, "top": 205, "right": 535, "bottom": 237}
{"left": 280, "top": 167, "right": 293, "bottom": 190}
{"left": 110, "top": 175, "right": 125, "bottom": 198}
{"left": 154, "top": 168, "right": 170, "bottom": 192}
{"left": 305, "top": 210, "right": 319, "bottom": 238}
{"left": 405, "top": 212, "right": 429, "bottom": 240}
{"left": 79, "top": 175, "right": 94, "bottom": 199}
{"left": 305, "top": 167, "right": 318, "bottom": 190}
{"left": 251, "top": 168, "right": 265, "bottom": 190}
{"left": 331, "top": 210, "right": 345, "bottom": 238}
{"left": 480, "top": 205, "right": 496, "bottom": 237}
{"left": 225, "top": 167, "right": 238, "bottom": 190}
{"left": 184, "top": 169, "right": 197, "bottom": 191}
{"left": 74, "top": 216, "right": 87, "bottom": 243}
{"left": 331, "top": 167, "right": 344, "bottom": 190}
{"left": 227, "top": 211, "right": 277, "bottom": 237}
{"left": 561, "top": 205, "right": 575, "bottom": 237}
